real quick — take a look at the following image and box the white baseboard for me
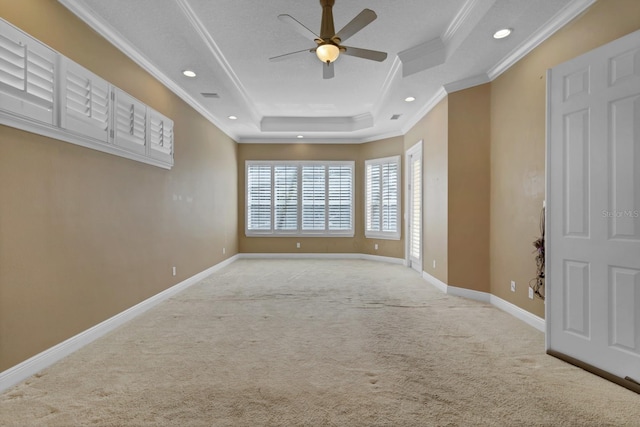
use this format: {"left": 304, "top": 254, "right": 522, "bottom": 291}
{"left": 490, "top": 295, "right": 545, "bottom": 332}
{"left": 421, "top": 271, "right": 545, "bottom": 332}
{"left": 0, "top": 255, "right": 239, "bottom": 394}
{"left": 238, "top": 252, "right": 406, "bottom": 265}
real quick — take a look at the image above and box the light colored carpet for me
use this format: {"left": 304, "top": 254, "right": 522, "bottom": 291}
{"left": 1, "top": 259, "right": 639, "bottom": 426}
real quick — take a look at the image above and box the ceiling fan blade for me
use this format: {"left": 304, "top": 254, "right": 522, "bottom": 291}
{"left": 341, "top": 46, "right": 387, "bottom": 62}
{"left": 323, "top": 62, "right": 335, "bottom": 79}
{"left": 335, "top": 9, "right": 377, "bottom": 43}
{"left": 269, "top": 48, "right": 313, "bottom": 62}
{"left": 278, "top": 14, "right": 320, "bottom": 41}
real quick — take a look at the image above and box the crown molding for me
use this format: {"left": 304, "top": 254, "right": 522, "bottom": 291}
{"left": 487, "top": 0, "right": 597, "bottom": 80}
{"left": 401, "top": 86, "right": 448, "bottom": 135}
{"left": 175, "top": 0, "right": 261, "bottom": 124}
{"left": 444, "top": 73, "right": 491, "bottom": 94}
{"left": 57, "top": 0, "right": 238, "bottom": 141}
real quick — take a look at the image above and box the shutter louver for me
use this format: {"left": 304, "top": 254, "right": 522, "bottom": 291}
{"left": 274, "top": 165, "right": 298, "bottom": 231}
{"left": 302, "top": 165, "right": 326, "bottom": 231}
{"left": 148, "top": 109, "right": 174, "bottom": 164}
{"left": 411, "top": 156, "right": 422, "bottom": 259}
{"left": 62, "top": 59, "right": 110, "bottom": 142}
{"left": 114, "top": 89, "right": 146, "bottom": 154}
{"left": 328, "top": 165, "right": 352, "bottom": 231}
{"left": 247, "top": 165, "right": 272, "bottom": 231}
{"left": 382, "top": 162, "right": 399, "bottom": 232}
{"left": 0, "top": 21, "right": 55, "bottom": 124}
{"left": 366, "top": 163, "right": 382, "bottom": 232}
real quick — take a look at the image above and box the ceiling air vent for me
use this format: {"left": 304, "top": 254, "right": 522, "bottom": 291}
{"left": 390, "top": 114, "right": 401, "bottom": 120}
{"left": 201, "top": 92, "right": 220, "bottom": 98}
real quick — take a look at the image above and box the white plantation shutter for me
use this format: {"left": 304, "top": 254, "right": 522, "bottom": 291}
{"left": 61, "top": 58, "right": 110, "bottom": 142}
{"left": 328, "top": 165, "right": 353, "bottom": 231}
{"left": 366, "top": 163, "right": 382, "bottom": 232}
{"left": 247, "top": 164, "right": 272, "bottom": 231}
{"left": 148, "top": 109, "right": 173, "bottom": 163}
{"left": 0, "top": 21, "right": 55, "bottom": 124}
{"left": 381, "top": 162, "right": 399, "bottom": 232}
{"left": 113, "top": 88, "right": 146, "bottom": 154}
{"left": 274, "top": 165, "right": 298, "bottom": 231}
{"left": 246, "top": 161, "right": 354, "bottom": 236}
{"left": 410, "top": 156, "right": 422, "bottom": 259}
{"left": 365, "top": 156, "right": 401, "bottom": 239}
{"left": 302, "top": 165, "right": 326, "bottom": 231}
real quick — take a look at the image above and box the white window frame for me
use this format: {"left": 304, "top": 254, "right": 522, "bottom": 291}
{"left": 245, "top": 160, "right": 355, "bottom": 237}
{"left": 365, "top": 155, "right": 401, "bottom": 240}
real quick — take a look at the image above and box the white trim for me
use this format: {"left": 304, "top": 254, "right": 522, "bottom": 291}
{"left": 0, "top": 255, "right": 239, "bottom": 394}
{"left": 421, "top": 271, "right": 545, "bottom": 332}
{"left": 490, "top": 295, "right": 546, "bottom": 332}
{"left": 443, "top": 73, "right": 491, "bottom": 94}
{"left": 487, "top": 0, "right": 596, "bottom": 80}
{"left": 238, "top": 252, "right": 405, "bottom": 265}
{"left": 57, "top": 0, "right": 236, "bottom": 142}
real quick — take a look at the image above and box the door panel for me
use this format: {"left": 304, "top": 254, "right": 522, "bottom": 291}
{"left": 547, "top": 29, "right": 640, "bottom": 384}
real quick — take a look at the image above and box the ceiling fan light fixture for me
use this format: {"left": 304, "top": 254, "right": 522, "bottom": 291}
{"left": 316, "top": 43, "right": 340, "bottom": 63}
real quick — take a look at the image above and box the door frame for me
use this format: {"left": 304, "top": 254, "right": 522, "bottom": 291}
{"left": 405, "top": 140, "right": 423, "bottom": 272}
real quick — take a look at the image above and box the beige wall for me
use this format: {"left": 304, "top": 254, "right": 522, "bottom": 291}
{"left": 237, "top": 137, "right": 405, "bottom": 258}
{"left": 0, "top": 0, "right": 238, "bottom": 371}
{"left": 448, "top": 85, "right": 491, "bottom": 293}
{"left": 490, "top": 0, "right": 640, "bottom": 317}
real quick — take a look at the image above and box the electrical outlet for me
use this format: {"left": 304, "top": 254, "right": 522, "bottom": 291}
{"left": 172, "top": 266, "right": 176, "bottom": 276}
{"left": 296, "top": 242, "right": 300, "bottom": 249}
{"left": 529, "top": 286, "right": 534, "bottom": 299}
{"left": 374, "top": 243, "right": 378, "bottom": 250}
{"left": 222, "top": 247, "right": 226, "bottom": 255}
{"left": 433, "top": 260, "right": 436, "bottom": 269}
{"left": 510, "top": 280, "right": 516, "bottom": 292}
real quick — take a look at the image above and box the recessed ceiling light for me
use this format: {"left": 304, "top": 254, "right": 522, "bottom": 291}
{"left": 297, "top": 135, "right": 304, "bottom": 139}
{"left": 405, "top": 96, "right": 416, "bottom": 102}
{"left": 228, "top": 115, "right": 238, "bottom": 120}
{"left": 493, "top": 28, "right": 512, "bottom": 39}
{"left": 182, "top": 70, "right": 196, "bottom": 77}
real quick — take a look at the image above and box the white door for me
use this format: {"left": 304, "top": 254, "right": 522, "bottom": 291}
{"left": 406, "top": 141, "right": 422, "bottom": 272}
{"left": 547, "top": 29, "right": 640, "bottom": 387}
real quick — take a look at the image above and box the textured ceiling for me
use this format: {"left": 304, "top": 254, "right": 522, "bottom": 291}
{"left": 59, "top": 0, "right": 595, "bottom": 143}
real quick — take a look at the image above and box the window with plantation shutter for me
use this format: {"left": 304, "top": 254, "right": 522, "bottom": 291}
{"left": 274, "top": 165, "right": 298, "bottom": 231}
{"left": 247, "top": 164, "right": 272, "bottom": 232}
{"left": 61, "top": 58, "right": 110, "bottom": 142}
{"left": 148, "top": 109, "right": 174, "bottom": 164}
{"left": 113, "top": 88, "right": 146, "bottom": 155}
{"left": 246, "top": 161, "right": 354, "bottom": 237}
{"left": 302, "top": 165, "right": 326, "bottom": 231}
{"left": 0, "top": 20, "right": 55, "bottom": 125}
{"left": 328, "top": 165, "right": 353, "bottom": 231}
{"left": 365, "top": 156, "right": 401, "bottom": 240}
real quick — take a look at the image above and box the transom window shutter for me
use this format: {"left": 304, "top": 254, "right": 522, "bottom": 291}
{"left": 247, "top": 165, "right": 272, "bottom": 231}
{"left": 0, "top": 25, "right": 55, "bottom": 124}
{"left": 274, "top": 166, "right": 298, "bottom": 231}
{"left": 148, "top": 109, "right": 174, "bottom": 164}
{"left": 328, "top": 165, "right": 353, "bottom": 231}
{"left": 302, "top": 165, "right": 326, "bottom": 231}
{"left": 61, "top": 58, "right": 110, "bottom": 142}
{"left": 113, "top": 88, "right": 146, "bottom": 154}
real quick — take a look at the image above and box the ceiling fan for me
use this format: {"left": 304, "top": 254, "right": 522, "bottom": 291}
{"left": 269, "top": 0, "right": 388, "bottom": 79}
